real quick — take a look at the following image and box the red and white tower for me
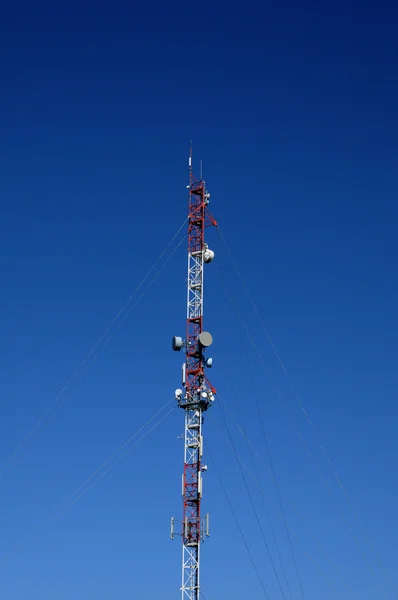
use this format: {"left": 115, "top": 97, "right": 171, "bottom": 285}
{"left": 171, "top": 150, "right": 217, "bottom": 600}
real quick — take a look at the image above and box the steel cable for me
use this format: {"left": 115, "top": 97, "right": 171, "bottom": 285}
{"left": 209, "top": 406, "right": 351, "bottom": 598}
{"left": 226, "top": 320, "right": 301, "bottom": 600}
{"left": 0, "top": 399, "right": 176, "bottom": 568}
{"left": 205, "top": 440, "right": 270, "bottom": 599}
{"left": 213, "top": 255, "right": 390, "bottom": 599}
{"left": 0, "top": 219, "right": 187, "bottom": 480}
{"left": 217, "top": 399, "right": 360, "bottom": 599}
{"left": 218, "top": 394, "right": 290, "bottom": 600}
{"left": 217, "top": 225, "right": 396, "bottom": 598}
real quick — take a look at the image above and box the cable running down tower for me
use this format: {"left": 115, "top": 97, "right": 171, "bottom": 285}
{"left": 171, "top": 150, "right": 217, "bottom": 600}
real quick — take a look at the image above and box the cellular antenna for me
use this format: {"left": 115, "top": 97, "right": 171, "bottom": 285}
{"left": 189, "top": 143, "right": 193, "bottom": 179}
{"left": 171, "top": 150, "right": 217, "bottom": 600}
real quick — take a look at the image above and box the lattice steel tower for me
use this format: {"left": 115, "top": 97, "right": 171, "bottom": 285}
{"left": 170, "top": 150, "right": 217, "bottom": 600}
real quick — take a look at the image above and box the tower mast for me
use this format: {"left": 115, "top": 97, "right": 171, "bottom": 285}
{"left": 171, "top": 150, "right": 217, "bottom": 600}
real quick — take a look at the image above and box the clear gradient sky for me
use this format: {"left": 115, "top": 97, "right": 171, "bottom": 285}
{"left": 1, "top": 1, "right": 397, "bottom": 599}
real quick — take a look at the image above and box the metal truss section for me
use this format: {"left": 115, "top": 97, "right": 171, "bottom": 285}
{"left": 182, "top": 543, "right": 201, "bottom": 600}
{"left": 187, "top": 252, "right": 203, "bottom": 321}
{"left": 181, "top": 407, "right": 203, "bottom": 599}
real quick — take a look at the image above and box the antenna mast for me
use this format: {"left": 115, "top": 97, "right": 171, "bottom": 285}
{"left": 171, "top": 149, "right": 217, "bottom": 600}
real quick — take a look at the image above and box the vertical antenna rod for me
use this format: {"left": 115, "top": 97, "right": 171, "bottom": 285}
{"left": 171, "top": 149, "right": 217, "bottom": 600}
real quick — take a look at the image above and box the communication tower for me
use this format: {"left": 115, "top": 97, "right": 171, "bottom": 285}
{"left": 170, "top": 150, "right": 217, "bottom": 600}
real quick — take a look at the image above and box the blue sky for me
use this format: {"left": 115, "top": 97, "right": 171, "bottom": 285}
{"left": 0, "top": 1, "right": 397, "bottom": 598}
